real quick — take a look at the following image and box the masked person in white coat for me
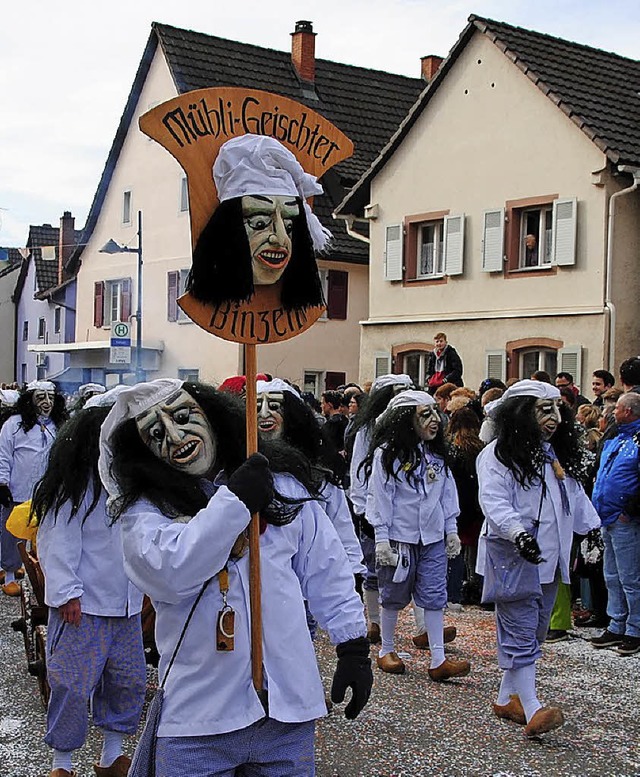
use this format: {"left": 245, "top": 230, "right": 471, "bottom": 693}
{"left": 99, "top": 380, "right": 373, "bottom": 777}
{"left": 32, "top": 388, "right": 145, "bottom": 777}
{"left": 362, "top": 390, "right": 470, "bottom": 681}
{"left": 476, "top": 380, "right": 601, "bottom": 738}
{"left": 0, "top": 381, "right": 68, "bottom": 595}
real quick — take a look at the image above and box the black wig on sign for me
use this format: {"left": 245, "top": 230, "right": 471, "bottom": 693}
{"left": 188, "top": 197, "right": 326, "bottom": 311}
{"left": 16, "top": 386, "right": 68, "bottom": 432}
{"left": 31, "top": 406, "right": 110, "bottom": 525}
{"left": 494, "top": 396, "right": 586, "bottom": 489}
{"left": 361, "top": 406, "right": 448, "bottom": 487}
{"left": 108, "top": 382, "right": 320, "bottom": 523}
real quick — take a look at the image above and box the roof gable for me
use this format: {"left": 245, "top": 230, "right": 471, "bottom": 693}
{"left": 338, "top": 14, "right": 640, "bottom": 215}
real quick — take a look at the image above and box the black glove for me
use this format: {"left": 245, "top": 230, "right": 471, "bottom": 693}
{"left": 0, "top": 485, "right": 12, "bottom": 508}
{"left": 227, "top": 454, "right": 273, "bottom": 515}
{"left": 331, "top": 636, "right": 373, "bottom": 720}
{"left": 586, "top": 528, "right": 604, "bottom": 555}
{"left": 514, "top": 531, "right": 545, "bottom": 564}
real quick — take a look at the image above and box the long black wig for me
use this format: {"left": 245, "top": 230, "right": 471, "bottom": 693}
{"left": 31, "top": 406, "right": 110, "bottom": 525}
{"left": 108, "top": 382, "right": 320, "bottom": 524}
{"left": 493, "top": 396, "right": 587, "bottom": 488}
{"left": 361, "top": 405, "right": 448, "bottom": 487}
{"left": 16, "top": 386, "right": 68, "bottom": 432}
{"left": 188, "top": 197, "right": 325, "bottom": 311}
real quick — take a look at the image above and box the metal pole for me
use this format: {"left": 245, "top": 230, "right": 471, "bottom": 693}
{"left": 136, "top": 210, "right": 143, "bottom": 382}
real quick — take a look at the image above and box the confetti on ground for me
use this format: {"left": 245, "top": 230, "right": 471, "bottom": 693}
{"left": 1, "top": 593, "right": 639, "bottom": 776}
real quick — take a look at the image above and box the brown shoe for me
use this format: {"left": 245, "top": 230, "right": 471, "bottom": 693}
{"left": 493, "top": 694, "right": 526, "bottom": 725}
{"left": 428, "top": 658, "right": 471, "bottom": 682}
{"left": 16, "top": 566, "right": 25, "bottom": 580}
{"left": 50, "top": 770, "right": 76, "bottom": 777}
{"left": 524, "top": 706, "right": 565, "bottom": 737}
{"left": 93, "top": 755, "right": 131, "bottom": 777}
{"left": 2, "top": 581, "right": 21, "bottom": 597}
{"left": 412, "top": 625, "right": 457, "bottom": 649}
{"left": 376, "top": 651, "right": 405, "bottom": 674}
{"left": 367, "top": 622, "right": 381, "bottom": 644}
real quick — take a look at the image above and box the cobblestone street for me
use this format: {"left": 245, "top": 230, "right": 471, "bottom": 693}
{"left": 1, "top": 590, "right": 639, "bottom": 777}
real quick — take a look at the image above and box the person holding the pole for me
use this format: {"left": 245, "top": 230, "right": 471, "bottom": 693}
{"left": 99, "top": 379, "right": 372, "bottom": 777}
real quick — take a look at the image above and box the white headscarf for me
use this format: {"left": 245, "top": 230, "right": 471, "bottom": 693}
{"left": 98, "top": 379, "right": 184, "bottom": 501}
{"left": 26, "top": 380, "right": 55, "bottom": 392}
{"left": 370, "top": 373, "right": 413, "bottom": 393}
{"left": 84, "top": 384, "right": 129, "bottom": 409}
{"left": 79, "top": 383, "right": 106, "bottom": 398}
{"left": 0, "top": 389, "right": 19, "bottom": 406}
{"left": 502, "top": 379, "right": 561, "bottom": 401}
{"left": 377, "top": 389, "right": 434, "bottom": 425}
{"left": 213, "top": 134, "right": 332, "bottom": 252}
{"left": 256, "top": 378, "right": 301, "bottom": 400}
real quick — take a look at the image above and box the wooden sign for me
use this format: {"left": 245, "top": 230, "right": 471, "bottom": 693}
{"left": 139, "top": 89, "right": 353, "bottom": 343}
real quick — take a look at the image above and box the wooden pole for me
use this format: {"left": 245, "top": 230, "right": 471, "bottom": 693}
{"left": 243, "top": 343, "right": 263, "bottom": 691}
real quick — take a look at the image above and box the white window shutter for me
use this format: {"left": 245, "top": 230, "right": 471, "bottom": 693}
{"left": 485, "top": 350, "right": 506, "bottom": 382}
{"left": 374, "top": 352, "right": 391, "bottom": 378}
{"left": 481, "top": 209, "right": 505, "bottom": 272}
{"left": 443, "top": 215, "right": 465, "bottom": 276}
{"left": 559, "top": 346, "right": 582, "bottom": 387}
{"left": 552, "top": 198, "right": 577, "bottom": 266}
{"left": 384, "top": 224, "right": 403, "bottom": 281}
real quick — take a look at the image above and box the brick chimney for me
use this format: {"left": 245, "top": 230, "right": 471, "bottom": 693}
{"left": 58, "top": 210, "right": 75, "bottom": 284}
{"left": 291, "top": 20, "right": 316, "bottom": 82}
{"left": 421, "top": 55, "right": 444, "bottom": 82}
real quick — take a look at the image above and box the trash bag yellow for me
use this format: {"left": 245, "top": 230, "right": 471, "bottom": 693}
{"left": 6, "top": 501, "right": 37, "bottom": 543}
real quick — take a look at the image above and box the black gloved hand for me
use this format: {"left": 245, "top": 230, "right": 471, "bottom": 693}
{"left": 514, "top": 531, "right": 545, "bottom": 564}
{"left": 0, "top": 484, "right": 13, "bottom": 508}
{"left": 227, "top": 454, "right": 273, "bottom": 515}
{"left": 331, "top": 636, "right": 373, "bottom": 720}
{"left": 586, "top": 527, "right": 604, "bottom": 555}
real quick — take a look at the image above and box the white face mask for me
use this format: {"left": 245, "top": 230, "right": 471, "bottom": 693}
{"left": 413, "top": 404, "right": 440, "bottom": 441}
{"left": 257, "top": 392, "right": 284, "bottom": 440}
{"left": 534, "top": 398, "right": 563, "bottom": 440}
{"left": 135, "top": 390, "right": 216, "bottom": 477}
{"left": 32, "top": 390, "right": 55, "bottom": 418}
{"left": 242, "top": 195, "right": 299, "bottom": 286}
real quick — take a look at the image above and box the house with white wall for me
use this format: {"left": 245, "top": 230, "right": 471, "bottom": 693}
{"left": 42, "top": 20, "right": 425, "bottom": 393}
{"left": 336, "top": 15, "right": 640, "bottom": 393}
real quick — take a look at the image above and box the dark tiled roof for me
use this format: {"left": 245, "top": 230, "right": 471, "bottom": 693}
{"left": 339, "top": 15, "right": 640, "bottom": 216}
{"left": 26, "top": 224, "right": 59, "bottom": 294}
{"left": 72, "top": 23, "right": 424, "bottom": 268}
{"left": 27, "top": 224, "right": 58, "bottom": 249}
{"left": 474, "top": 15, "right": 640, "bottom": 166}
{"left": 0, "top": 248, "right": 23, "bottom": 280}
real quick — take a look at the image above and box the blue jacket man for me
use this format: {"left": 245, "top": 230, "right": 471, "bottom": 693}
{"left": 591, "top": 392, "right": 640, "bottom": 656}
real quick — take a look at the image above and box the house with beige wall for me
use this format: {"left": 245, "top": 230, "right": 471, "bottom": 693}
{"left": 36, "top": 20, "right": 424, "bottom": 394}
{"left": 337, "top": 15, "right": 640, "bottom": 394}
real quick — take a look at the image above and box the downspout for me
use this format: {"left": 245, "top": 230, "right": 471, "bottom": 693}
{"left": 604, "top": 165, "right": 640, "bottom": 371}
{"left": 338, "top": 214, "right": 371, "bottom": 244}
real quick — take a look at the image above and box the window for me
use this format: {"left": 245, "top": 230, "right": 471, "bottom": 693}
{"left": 178, "top": 368, "right": 200, "bottom": 382}
{"left": 520, "top": 349, "right": 557, "bottom": 380}
{"left": 486, "top": 195, "right": 578, "bottom": 273}
{"left": 402, "top": 351, "right": 429, "bottom": 388}
{"left": 403, "top": 212, "right": 465, "bottom": 281}
{"left": 38, "top": 318, "right": 46, "bottom": 340}
{"left": 167, "top": 269, "right": 190, "bottom": 322}
{"left": 374, "top": 352, "right": 391, "bottom": 378}
{"left": 417, "top": 222, "right": 444, "bottom": 278}
{"left": 122, "top": 190, "right": 132, "bottom": 225}
{"left": 303, "top": 371, "right": 322, "bottom": 396}
{"left": 93, "top": 279, "right": 132, "bottom": 327}
{"left": 22, "top": 321, "right": 28, "bottom": 341}
{"left": 519, "top": 206, "right": 553, "bottom": 268}
{"left": 180, "top": 176, "right": 189, "bottom": 213}
{"left": 54, "top": 307, "right": 61, "bottom": 334}
{"left": 318, "top": 269, "right": 348, "bottom": 320}
{"left": 21, "top": 363, "right": 27, "bottom": 383}
{"left": 325, "top": 371, "right": 346, "bottom": 391}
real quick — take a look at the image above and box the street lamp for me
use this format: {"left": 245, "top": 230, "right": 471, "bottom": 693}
{"left": 99, "top": 210, "right": 144, "bottom": 382}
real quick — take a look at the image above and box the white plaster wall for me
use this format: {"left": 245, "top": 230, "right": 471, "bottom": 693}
{"left": 361, "top": 31, "right": 614, "bottom": 390}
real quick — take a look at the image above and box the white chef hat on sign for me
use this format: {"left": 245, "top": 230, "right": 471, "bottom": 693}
{"left": 212, "top": 134, "right": 332, "bottom": 252}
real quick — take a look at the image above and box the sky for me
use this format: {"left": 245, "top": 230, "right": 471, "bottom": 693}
{"left": 1, "top": 0, "right": 639, "bottom": 247}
